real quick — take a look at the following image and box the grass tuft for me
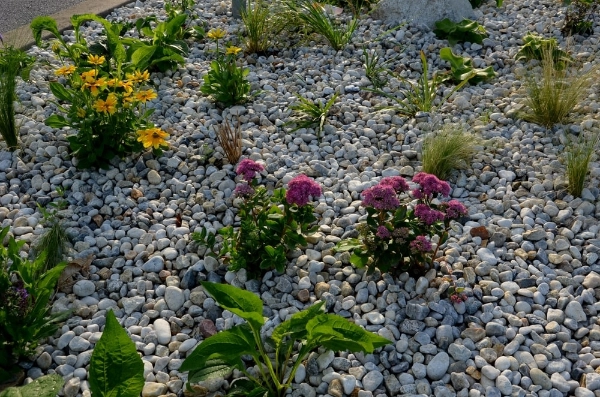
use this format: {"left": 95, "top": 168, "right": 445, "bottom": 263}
{"left": 241, "top": 0, "right": 273, "bottom": 54}
{"left": 287, "top": 92, "right": 338, "bottom": 141}
{"left": 421, "top": 124, "right": 479, "bottom": 181}
{"left": 216, "top": 118, "right": 242, "bottom": 165}
{"left": 563, "top": 129, "right": 600, "bottom": 197}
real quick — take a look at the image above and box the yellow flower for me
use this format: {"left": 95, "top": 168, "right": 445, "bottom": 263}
{"left": 55, "top": 65, "right": 76, "bottom": 76}
{"left": 80, "top": 69, "right": 98, "bottom": 83}
{"left": 88, "top": 55, "right": 105, "bottom": 66}
{"left": 137, "top": 127, "right": 169, "bottom": 150}
{"left": 51, "top": 41, "right": 61, "bottom": 54}
{"left": 126, "top": 70, "right": 150, "bottom": 83}
{"left": 123, "top": 93, "right": 135, "bottom": 108}
{"left": 76, "top": 108, "right": 86, "bottom": 118}
{"left": 225, "top": 46, "right": 242, "bottom": 56}
{"left": 83, "top": 77, "right": 107, "bottom": 96}
{"left": 207, "top": 28, "right": 226, "bottom": 40}
{"left": 106, "top": 78, "right": 119, "bottom": 88}
{"left": 118, "top": 79, "right": 134, "bottom": 94}
{"left": 135, "top": 89, "right": 157, "bottom": 103}
{"left": 93, "top": 93, "right": 118, "bottom": 114}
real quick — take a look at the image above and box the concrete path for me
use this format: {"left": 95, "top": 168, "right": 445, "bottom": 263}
{"left": 1, "top": 0, "right": 133, "bottom": 48}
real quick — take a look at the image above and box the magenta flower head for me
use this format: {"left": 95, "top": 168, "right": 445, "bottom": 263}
{"left": 410, "top": 235, "right": 432, "bottom": 252}
{"left": 234, "top": 184, "right": 255, "bottom": 198}
{"left": 236, "top": 159, "right": 264, "bottom": 182}
{"left": 414, "top": 203, "right": 445, "bottom": 225}
{"left": 286, "top": 174, "right": 322, "bottom": 206}
{"left": 380, "top": 176, "right": 409, "bottom": 193}
{"left": 376, "top": 225, "right": 391, "bottom": 239}
{"left": 362, "top": 184, "right": 400, "bottom": 211}
{"left": 412, "top": 172, "right": 451, "bottom": 199}
{"left": 443, "top": 199, "right": 468, "bottom": 219}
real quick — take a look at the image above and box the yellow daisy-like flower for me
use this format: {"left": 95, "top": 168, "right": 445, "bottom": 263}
{"left": 206, "top": 28, "right": 226, "bottom": 40}
{"left": 83, "top": 77, "right": 107, "bottom": 96}
{"left": 126, "top": 70, "right": 150, "bottom": 83}
{"left": 88, "top": 55, "right": 105, "bottom": 66}
{"left": 135, "top": 89, "right": 157, "bottom": 103}
{"left": 80, "top": 69, "right": 98, "bottom": 83}
{"left": 225, "top": 46, "right": 242, "bottom": 56}
{"left": 93, "top": 93, "right": 118, "bottom": 114}
{"left": 76, "top": 108, "right": 86, "bottom": 118}
{"left": 118, "top": 79, "right": 134, "bottom": 94}
{"left": 123, "top": 93, "right": 135, "bottom": 108}
{"left": 106, "top": 78, "right": 119, "bottom": 88}
{"left": 137, "top": 127, "right": 169, "bottom": 150}
{"left": 55, "top": 65, "right": 76, "bottom": 76}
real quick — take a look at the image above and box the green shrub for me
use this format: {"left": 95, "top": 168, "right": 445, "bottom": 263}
{"left": 433, "top": 18, "right": 488, "bottom": 46}
{"left": 180, "top": 282, "right": 391, "bottom": 397}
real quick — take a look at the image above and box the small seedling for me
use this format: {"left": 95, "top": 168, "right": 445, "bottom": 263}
{"left": 287, "top": 92, "right": 338, "bottom": 140}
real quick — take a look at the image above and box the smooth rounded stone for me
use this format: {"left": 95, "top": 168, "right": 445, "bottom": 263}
{"left": 496, "top": 375, "right": 512, "bottom": 395}
{"left": 36, "top": 351, "right": 52, "bottom": 370}
{"left": 451, "top": 372, "right": 470, "bottom": 390}
{"left": 485, "top": 322, "right": 505, "bottom": 336}
{"left": 178, "top": 338, "right": 197, "bottom": 353}
{"left": 57, "top": 331, "right": 76, "bottom": 350}
{"left": 482, "top": 365, "right": 500, "bottom": 380}
{"left": 550, "top": 373, "right": 570, "bottom": 393}
{"left": 69, "top": 336, "right": 90, "bottom": 352}
{"left": 364, "top": 312, "right": 385, "bottom": 325}
{"left": 295, "top": 364, "right": 306, "bottom": 383}
{"left": 462, "top": 328, "right": 486, "bottom": 343}
{"left": 426, "top": 352, "right": 449, "bottom": 381}
{"left": 142, "top": 256, "right": 164, "bottom": 273}
{"left": 341, "top": 375, "right": 356, "bottom": 394}
{"left": 164, "top": 286, "right": 185, "bottom": 311}
{"left": 494, "top": 357, "right": 511, "bottom": 371}
{"left": 142, "top": 383, "right": 167, "bottom": 397}
{"left": 565, "top": 301, "right": 586, "bottom": 322}
{"left": 574, "top": 387, "right": 595, "bottom": 397}
{"left": 585, "top": 373, "right": 600, "bottom": 390}
{"left": 583, "top": 271, "right": 600, "bottom": 288}
{"left": 476, "top": 248, "right": 498, "bottom": 266}
{"left": 73, "top": 280, "right": 95, "bottom": 297}
{"left": 147, "top": 170, "right": 161, "bottom": 185}
{"left": 412, "top": 363, "right": 427, "bottom": 379}
{"left": 530, "top": 368, "right": 552, "bottom": 390}
{"left": 63, "top": 377, "right": 80, "bottom": 397}
{"left": 448, "top": 343, "right": 471, "bottom": 361}
{"left": 362, "top": 371, "right": 384, "bottom": 392}
{"left": 154, "top": 319, "right": 171, "bottom": 345}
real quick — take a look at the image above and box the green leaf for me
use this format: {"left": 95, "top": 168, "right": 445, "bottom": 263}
{"left": 349, "top": 251, "right": 369, "bottom": 268}
{"left": 88, "top": 309, "right": 145, "bottom": 397}
{"left": 271, "top": 301, "right": 324, "bottom": 346}
{"left": 130, "top": 45, "right": 157, "bottom": 71}
{"left": 0, "top": 374, "right": 64, "bottom": 397}
{"left": 49, "top": 82, "right": 73, "bottom": 102}
{"left": 30, "top": 16, "right": 61, "bottom": 46}
{"left": 45, "top": 115, "right": 70, "bottom": 129}
{"left": 201, "top": 282, "right": 265, "bottom": 331}
{"left": 307, "top": 314, "right": 391, "bottom": 353}
{"left": 334, "top": 239, "right": 363, "bottom": 252}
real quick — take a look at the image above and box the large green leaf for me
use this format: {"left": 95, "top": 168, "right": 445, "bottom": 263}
{"left": 201, "top": 282, "right": 265, "bottom": 331}
{"left": 179, "top": 324, "right": 257, "bottom": 381}
{"left": 88, "top": 309, "right": 144, "bottom": 397}
{"left": 307, "top": 314, "right": 391, "bottom": 353}
{"left": 0, "top": 374, "right": 64, "bottom": 397}
{"left": 271, "top": 302, "right": 324, "bottom": 346}
{"left": 45, "top": 115, "right": 70, "bottom": 129}
{"left": 130, "top": 45, "right": 157, "bottom": 71}
{"left": 30, "top": 17, "right": 61, "bottom": 46}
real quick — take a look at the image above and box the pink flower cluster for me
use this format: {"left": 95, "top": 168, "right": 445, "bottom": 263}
{"left": 412, "top": 172, "right": 451, "bottom": 199}
{"left": 286, "top": 174, "right": 322, "bottom": 206}
{"left": 442, "top": 199, "right": 468, "bottom": 219}
{"left": 236, "top": 159, "right": 264, "bottom": 181}
{"left": 234, "top": 184, "right": 255, "bottom": 198}
{"left": 376, "top": 226, "right": 391, "bottom": 239}
{"left": 380, "top": 176, "right": 409, "bottom": 193}
{"left": 362, "top": 184, "right": 401, "bottom": 211}
{"left": 414, "top": 203, "right": 445, "bottom": 225}
{"left": 409, "top": 235, "right": 432, "bottom": 252}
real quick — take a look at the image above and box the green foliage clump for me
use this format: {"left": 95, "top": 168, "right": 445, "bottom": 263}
{"left": 180, "top": 282, "right": 391, "bottom": 397}
{"left": 0, "top": 374, "right": 64, "bottom": 397}
{"left": 563, "top": 129, "right": 600, "bottom": 197}
{"left": 515, "top": 33, "right": 571, "bottom": 66}
{"left": 421, "top": 124, "right": 479, "bottom": 180}
{"left": 287, "top": 92, "right": 338, "bottom": 140}
{"left": 433, "top": 18, "right": 488, "bottom": 46}
{"left": 0, "top": 227, "right": 69, "bottom": 382}
{"left": 440, "top": 47, "right": 496, "bottom": 85}
{"left": 31, "top": 188, "right": 70, "bottom": 273}
{"left": 562, "top": 0, "right": 599, "bottom": 35}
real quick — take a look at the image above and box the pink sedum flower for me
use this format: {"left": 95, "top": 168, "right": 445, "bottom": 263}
{"left": 286, "top": 174, "right": 322, "bottom": 206}
{"left": 234, "top": 184, "right": 255, "bottom": 198}
{"left": 410, "top": 235, "right": 432, "bottom": 252}
{"left": 380, "top": 176, "right": 409, "bottom": 193}
{"left": 236, "top": 159, "right": 264, "bottom": 181}
{"left": 444, "top": 199, "right": 468, "bottom": 219}
{"left": 362, "top": 184, "right": 400, "bottom": 211}
{"left": 412, "top": 172, "right": 451, "bottom": 198}
{"left": 414, "top": 204, "right": 445, "bottom": 225}
{"left": 376, "top": 226, "right": 391, "bottom": 239}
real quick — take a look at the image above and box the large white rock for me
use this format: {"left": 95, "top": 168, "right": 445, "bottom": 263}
{"left": 372, "top": 0, "right": 477, "bottom": 29}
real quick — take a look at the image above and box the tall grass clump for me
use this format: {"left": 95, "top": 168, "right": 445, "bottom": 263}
{"left": 241, "top": 0, "right": 275, "bottom": 54}
{"left": 563, "top": 129, "right": 600, "bottom": 197}
{"left": 520, "top": 45, "right": 597, "bottom": 128}
{"left": 31, "top": 189, "right": 70, "bottom": 273}
{"left": 421, "top": 124, "right": 479, "bottom": 180}
{"left": 0, "top": 43, "right": 34, "bottom": 150}
{"left": 286, "top": 0, "right": 358, "bottom": 51}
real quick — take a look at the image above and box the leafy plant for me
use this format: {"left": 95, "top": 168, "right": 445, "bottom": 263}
{"left": 31, "top": 188, "right": 70, "bottom": 273}
{"left": 563, "top": 129, "right": 600, "bottom": 197}
{"left": 519, "top": 44, "right": 597, "bottom": 128}
{"left": 180, "top": 282, "right": 391, "bottom": 397}
{"left": 421, "top": 124, "right": 479, "bottom": 180}
{"left": 0, "top": 374, "right": 64, "bottom": 397}
{"left": 216, "top": 117, "right": 242, "bottom": 164}
{"left": 433, "top": 18, "right": 488, "bottom": 46}
{"left": 439, "top": 47, "right": 496, "bottom": 85}
{"left": 336, "top": 174, "right": 468, "bottom": 275}
{"left": 193, "top": 160, "right": 321, "bottom": 278}
{"left": 371, "top": 51, "right": 472, "bottom": 117}
{"left": 515, "top": 33, "right": 571, "bottom": 66}
{"left": 362, "top": 48, "right": 393, "bottom": 89}
{"left": 241, "top": 0, "right": 275, "bottom": 54}
{"left": 286, "top": 92, "right": 338, "bottom": 140}
{"left": 89, "top": 309, "right": 145, "bottom": 397}
{"left": 286, "top": 0, "right": 358, "bottom": 51}
{"left": 562, "top": 0, "right": 599, "bottom": 35}
{"left": 201, "top": 29, "right": 251, "bottom": 107}
{"left": 0, "top": 227, "right": 69, "bottom": 382}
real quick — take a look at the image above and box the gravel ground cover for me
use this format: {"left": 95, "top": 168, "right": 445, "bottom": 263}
{"left": 4, "top": 0, "right": 600, "bottom": 396}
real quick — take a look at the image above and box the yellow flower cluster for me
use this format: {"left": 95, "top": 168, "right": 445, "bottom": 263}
{"left": 207, "top": 28, "right": 226, "bottom": 40}
{"left": 127, "top": 70, "right": 150, "bottom": 83}
{"left": 93, "top": 93, "right": 118, "bottom": 115}
{"left": 55, "top": 65, "right": 76, "bottom": 76}
{"left": 137, "top": 127, "right": 169, "bottom": 149}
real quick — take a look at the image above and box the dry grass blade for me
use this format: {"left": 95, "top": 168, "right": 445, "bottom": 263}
{"left": 217, "top": 118, "right": 242, "bottom": 164}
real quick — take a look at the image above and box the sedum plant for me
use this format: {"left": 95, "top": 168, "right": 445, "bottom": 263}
{"left": 193, "top": 160, "right": 321, "bottom": 278}
{"left": 336, "top": 174, "right": 468, "bottom": 275}
{"left": 440, "top": 47, "right": 496, "bottom": 84}
{"left": 421, "top": 124, "right": 479, "bottom": 180}
{"left": 180, "top": 282, "right": 391, "bottom": 397}
{"left": 433, "top": 18, "right": 488, "bottom": 46}
{"left": 563, "top": 129, "right": 600, "bottom": 197}
{"left": 519, "top": 44, "right": 597, "bottom": 128}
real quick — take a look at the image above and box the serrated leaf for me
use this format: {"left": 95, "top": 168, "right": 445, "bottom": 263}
{"left": 201, "top": 282, "right": 264, "bottom": 331}
{"left": 88, "top": 309, "right": 144, "bottom": 397}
